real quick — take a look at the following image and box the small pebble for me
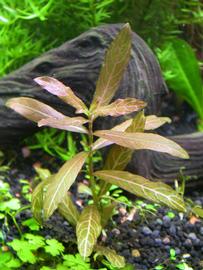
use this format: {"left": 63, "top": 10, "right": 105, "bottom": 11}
{"left": 142, "top": 226, "right": 152, "bottom": 236}
{"left": 154, "top": 238, "right": 162, "bottom": 246}
{"left": 163, "top": 236, "right": 170, "bottom": 244}
{"left": 188, "top": 232, "right": 197, "bottom": 240}
{"left": 112, "top": 228, "right": 120, "bottom": 235}
{"left": 152, "top": 230, "right": 160, "bottom": 237}
{"left": 184, "top": 239, "right": 192, "bottom": 248}
{"left": 132, "top": 249, "right": 141, "bottom": 257}
{"left": 169, "top": 225, "right": 176, "bottom": 236}
{"left": 155, "top": 218, "right": 163, "bottom": 225}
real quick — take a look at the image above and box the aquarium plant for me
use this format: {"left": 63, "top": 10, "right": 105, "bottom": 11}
{"left": 157, "top": 38, "right": 203, "bottom": 131}
{"left": 6, "top": 24, "right": 189, "bottom": 267}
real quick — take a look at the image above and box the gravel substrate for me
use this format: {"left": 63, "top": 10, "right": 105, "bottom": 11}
{"left": 105, "top": 197, "right": 203, "bottom": 269}
{"left": 1, "top": 150, "right": 203, "bottom": 270}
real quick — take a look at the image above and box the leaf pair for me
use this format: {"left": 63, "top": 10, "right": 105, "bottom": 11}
{"left": 7, "top": 97, "right": 88, "bottom": 134}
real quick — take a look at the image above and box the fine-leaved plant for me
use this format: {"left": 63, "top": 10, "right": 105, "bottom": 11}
{"left": 6, "top": 24, "right": 189, "bottom": 267}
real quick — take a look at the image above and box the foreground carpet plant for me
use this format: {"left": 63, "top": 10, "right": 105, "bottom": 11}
{"left": 6, "top": 24, "right": 189, "bottom": 268}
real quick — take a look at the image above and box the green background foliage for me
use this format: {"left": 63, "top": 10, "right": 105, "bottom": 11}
{"left": 1, "top": 0, "right": 202, "bottom": 77}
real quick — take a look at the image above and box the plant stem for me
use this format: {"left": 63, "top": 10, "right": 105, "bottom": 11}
{"left": 8, "top": 212, "right": 22, "bottom": 237}
{"left": 88, "top": 116, "right": 97, "bottom": 205}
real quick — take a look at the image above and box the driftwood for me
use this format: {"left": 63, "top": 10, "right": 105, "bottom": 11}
{"left": 0, "top": 24, "right": 203, "bottom": 186}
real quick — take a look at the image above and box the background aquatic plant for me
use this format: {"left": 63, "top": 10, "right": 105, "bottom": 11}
{"left": 6, "top": 25, "right": 189, "bottom": 267}
{"left": 0, "top": 0, "right": 115, "bottom": 76}
{"left": 157, "top": 39, "right": 203, "bottom": 131}
{"left": 0, "top": 0, "right": 202, "bottom": 77}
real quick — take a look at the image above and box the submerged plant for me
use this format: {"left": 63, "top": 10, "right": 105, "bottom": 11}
{"left": 6, "top": 24, "right": 189, "bottom": 267}
{"left": 157, "top": 38, "right": 203, "bottom": 131}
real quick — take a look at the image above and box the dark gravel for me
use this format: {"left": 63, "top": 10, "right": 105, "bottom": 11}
{"left": 104, "top": 197, "right": 203, "bottom": 269}
{"left": 1, "top": 146, "right": 203, "bottom": 269}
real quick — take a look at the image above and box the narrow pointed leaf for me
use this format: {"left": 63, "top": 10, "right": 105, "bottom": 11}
{"left": 38, "top": 116, "right": 88, "bottom": 133}
{"left": 76, "top": 205, "right": 102, "bottom": 258}
{"left": 34, "top": 76, "right": 87, "bottom": 114}
{"left": 31, "top": 175, "right": 55, "bottom": 223}
{"left": 92, "top": 119, "right": 132, "bottom": 151}
{"left": 94, "top": 170, "right": 186, "bottom": 212}
{"left": 145, "top": 115, "right": 171, "bottom": 130}
{"left": 58, "top": 194, "right": 80, "bottom": 226}
{"left": 34, "top": 76, "right": 68, "bottom": 96}
{"left": 94, "top": 98, "right": 146, "bottom": 117}
{"left": 94, "top": 130, "right": 189, "bottom": 159}
{"left": 91, "top": 23, "right": 132, "bottom": 110}
{"left": 95, "top": 245, "right": 125, "bottom": 268}
{"left": 43, "top": 152, "right": 88, "bottom": 220}
{"left": 6, "top": 97, "right": 64, "bottom": 123}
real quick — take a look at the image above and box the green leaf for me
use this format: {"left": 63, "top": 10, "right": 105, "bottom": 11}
{"left": 22, "top": 218, "right": 40, "bottom": 231}
{"left": 76, "top": 205, "right": 102, "bottom": 258}
{"left": 78, "top": 183, "right": 92, "bottom": 196}
{"left": 94, "top": 98, "right": 146, "bottom": 118}
{"left": 58, "top": 194, "right": 80, "bottom": 226}
{"left": 34, "top": 167, "right": 51, "bottom": 181}
{"left": 34, "top": 76, "right": 88, "bottom": 114}
{"left": 0, "top": 198, "right": 21, "bottom": 211}
{"left": 157, "top": 39, "right": 203, "bottom": 121}
{"left": 63, "top": 254, "right": 91, "bottom": 269}
{"left": 6, "top": 97, "right": 65, "bottom": 123}
{"left": 94, "top": 170, "right": 186, "bottom": 212}
{"left": 43, "top": 152, "right": 87, "bottom": 220}
{"left": 24, "top": 233, "right": 45, "bottom": 249}
{"left": 44, "top": 239, "right": 64, "bottom": 256}
{"left": 38, "top": 116, "right": 88, "bottom": 134}
{"left": 5, "top": 258, "right": 22, "bottom": 268}
{"left": 191, "top": 205, "right": 203, "bottom": 218}
{"left": 95, "top": 245, "right": 125, "bottom": 268}
{"left": 8, "top": 238, "right": 39, "bottom": 264}
{"left": 145, "top": 115, "right": 171, "bottom": 130}
{"left": 94, "top": 130, "right": 189, "bottom": 159}
{"left": 91, "top": 23, "right": 132, "bottom": 111}
{"left": 56, "top": 265, "right": 69, "bottom": 270}
{"left": 40, "top": 267, "right": 55, "bottom": 270}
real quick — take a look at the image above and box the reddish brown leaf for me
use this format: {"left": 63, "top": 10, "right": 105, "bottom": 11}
{"left": 94, "top": 130, "right": 189, "bottom": 159}
{"left": 90, "top": 24, "right": 132, "bottom": 111}
{"left": 94, "top": 98, "right": 146, "bottom": 117}
{"left": 145, "top": 115, "right": 171, "bottom": 130}
{"left": 34, "top": 76, "right": 87, "bottom": 114}
{"left": 6, "top": 97, "right": 64, "bottom": 123}
{"left": 38, "top": 116, "right": 88, "bottom": 133}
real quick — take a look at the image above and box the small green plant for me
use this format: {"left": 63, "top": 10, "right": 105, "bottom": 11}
{"left": 157, "top": 38, "right": 203, "bottom": 131}
{"left": 6, "top": 24, "right": 189, "bottom": 267}
{"left": 175, "top": 168, "right": 203, "bottom": 218}
{"left": 154, "top": 248, "right": 194, "bottom": 270}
